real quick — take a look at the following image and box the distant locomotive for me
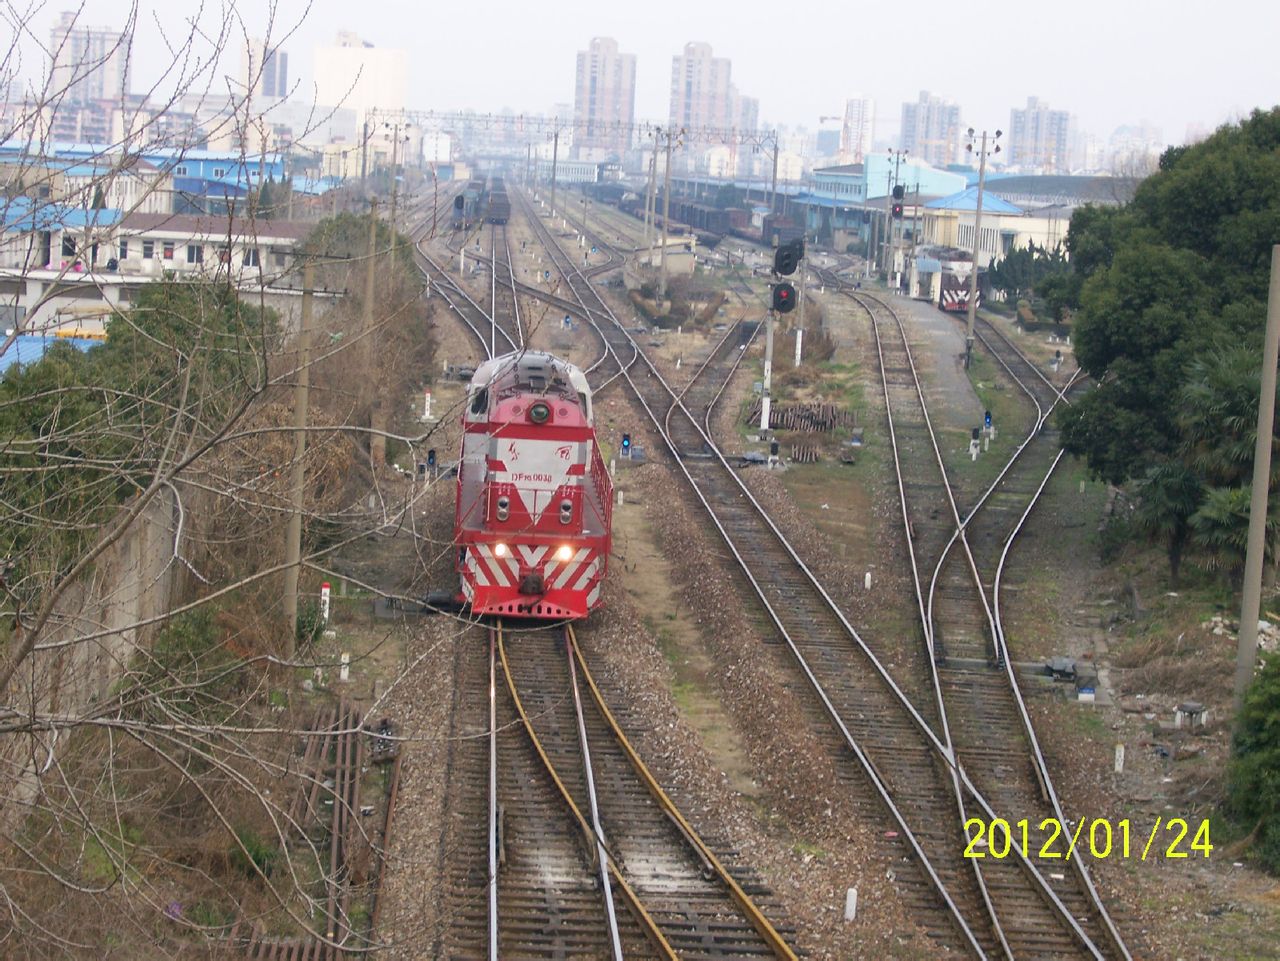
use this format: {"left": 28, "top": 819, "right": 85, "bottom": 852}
{"left": 938, "top": 269, "right": 979, "bottom": 313}
{"left": 487, "top": 183, "right": 511, "bottom": 224}
{"left": 454, "top": 351, "right": 613, "bottom": 619}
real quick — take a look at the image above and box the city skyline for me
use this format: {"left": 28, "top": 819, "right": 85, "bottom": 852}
{"left": 8, "top": 0, "right": 1275, "bottom": 155}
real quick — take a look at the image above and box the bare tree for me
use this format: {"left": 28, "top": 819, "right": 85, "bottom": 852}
{"left": 0, "top": 5, "right": 455, "bottom": 957}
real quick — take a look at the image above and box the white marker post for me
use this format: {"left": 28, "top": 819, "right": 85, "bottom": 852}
{"left": 339, "top": 652, "right": 350, "bottom": 683}
{"left": 422, "top": 390, "right": 434, "bottom": 421}
{"left": 320, "top": 582, "right": 331, "bottom": 623}
{"left": 760, "top": 311, "right": 775, "bottom": 431}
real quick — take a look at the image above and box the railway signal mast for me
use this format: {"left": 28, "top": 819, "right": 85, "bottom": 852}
{"left": 761, "top": 238, "right": 803, "bottom": 432}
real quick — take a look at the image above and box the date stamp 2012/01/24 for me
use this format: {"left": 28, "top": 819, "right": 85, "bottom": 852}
{"left": 963, "top": 816, "right": 1211, "bottom": 861}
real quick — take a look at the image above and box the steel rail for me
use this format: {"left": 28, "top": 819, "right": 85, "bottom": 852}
{"left": 567, "top": 627, "right": 800, "bottom": 960}
{"left": 846, "top": 285, "right": 1129, "bottom": 959}
{"left": 495, "top": 624, "right": 679, "bottom": 961}
{"left": 487, "top": 629, "right": 499, "bottom": 961}
{"left": 549, "top": 213, "right": 1123, "bottom": 956}
{"left": 858, "top": 290, "right": 1016, "bottom": 959}
{"left": 519, "top": 191, "right": 990, "bottom": 955}
{"left": 564, "top": 631, "right": 625, "bottom": 961}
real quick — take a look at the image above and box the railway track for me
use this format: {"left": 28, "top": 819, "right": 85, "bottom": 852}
{"left": 525, "top": 194, "right": 1135, "bottom": 957}
{"left": 441, "top": 623, "right": 797, "bottom": 959}
{"left": 522, "top": 189, "right": 994, "bottom": 955}
{"left": 417, "top": 179, "right": 1128, "bottom": 956}
{"left": 844, "top": 285, "right": 1130, "bottom": 959}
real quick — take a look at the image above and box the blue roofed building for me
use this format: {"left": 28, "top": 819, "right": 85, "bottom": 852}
{"left": 0, "top": 142, "right": 284, "bottom": 215}
{"left": 0, "top": 334, "right": 100, "bottom": 374}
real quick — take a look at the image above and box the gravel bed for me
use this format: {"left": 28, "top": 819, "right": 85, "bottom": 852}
{"left": 597, "top": 460, "right": 940, "bottom": 959}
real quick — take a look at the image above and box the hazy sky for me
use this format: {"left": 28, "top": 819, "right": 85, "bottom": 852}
{"left": 17, "top": 0, "right": 1279, "bottom": 146}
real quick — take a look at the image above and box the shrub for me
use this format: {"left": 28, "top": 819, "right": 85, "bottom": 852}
{"left": 1226, "top": 652, "right": 1280, "bottom": 873}
{"left": 230, "top": 826, "right": 278, "bottom": 879}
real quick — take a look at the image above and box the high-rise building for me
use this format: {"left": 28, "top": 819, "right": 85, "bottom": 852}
{"left": 573, "top": 37, "right": 636, "bottom": 160}
{"left": 900, "top": 90, "right": 961, "bottom": 167}
{"left": 731, "top": 88, "right": 758, "bottom": 132}
{"left": 840, "top": 97, "right": 874, "bottom": 163}
{"left": 1008, "top": 96, "right": 1075, "bottom": 173}
{"left": 669, "top": 42, "right": 733, "bottom": 131}
{"left": 241, "top": 38, "right": 289, "bottom": 100}
{"left": 313, "top": 31, "right": 407, "bottom": 128}
{"left": 48, "top": 10, "right": 131, "bottom": 105}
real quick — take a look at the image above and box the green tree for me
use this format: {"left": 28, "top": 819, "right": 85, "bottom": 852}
{"left": 987, "top": 240, "right": 1071, "bottom": 309}
{"left": 1227, "top": 653, "right": 1280, "bottom": 873}
{"left": 1054, "top": 108, "right": 1280, "bottom": 488}
{"left": 0, "top": 280, "right": 277, "bottom": 600}
{"left": 1186, "top": 486, "right": 1273, "bottom": 585}
{"left": 1133, "top": 461, "right": 1204, "bottom": 586}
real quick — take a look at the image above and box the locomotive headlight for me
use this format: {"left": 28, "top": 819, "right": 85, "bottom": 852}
{"left": 556, "top": 545, "right": 574, "bottom": 561}
{"left": 529, "top": 401, "right": 551, "bottom": 424}
{"left": 494, "top": 542, "right": 509, "bottom": 557}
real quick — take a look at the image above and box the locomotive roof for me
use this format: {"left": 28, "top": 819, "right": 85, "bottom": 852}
{"left": 469, "top": 350, "right": 591, "bottom": 399}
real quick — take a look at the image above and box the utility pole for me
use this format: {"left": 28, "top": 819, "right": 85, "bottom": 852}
{"left": 360, "top": 120, "right": 369, "bottom": 189}
{"left": 490, "top": 235, "right": 497, "bottom": 357}
{"left": 430, "top": 163, "right": 439, "bottom": 238}
{"left": 908, "top": 181, "right": 921, "bottom": 296}
{"left": 769, "top": 139, "right": 779, "bottom": 216}
{"left": 658, "top": 128, "right": 680, "bottom": 302}
{"left": 881, "top": 171, "right": 893, "bottom": 277}
{"left": 549, "top": 129, "right": 560, "bottom": 219}
{"left": 1235, "top": 244, "right": 1280, "bottom": 719}
{"left": 283, "top": 259, "right": 315, "bottom": 652}
{"left": 389, "top": 134, "right": 399, "bottom": 230}
{"left": 964, "top": 128, "right": 1000, "bottom": 368}
{"left": 363, "top": 199, "right": 383, "bottom": 465}
{"left": 643, "top": 139, "right": 658, "bottom": 258}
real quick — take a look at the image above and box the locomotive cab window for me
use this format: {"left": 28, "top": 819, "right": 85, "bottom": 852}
{"left": 468, "top": 387, "right": 489, "bottom": 417}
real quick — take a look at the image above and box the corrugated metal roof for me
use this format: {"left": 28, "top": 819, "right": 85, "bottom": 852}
{"left": 1, "top": 198, "right": 122, "bottom": 233}
{"left": 925, "top": 186, "right": 1023, "bottom": 214}
{"left": 117, "top": 211, "right": 312, "bottom": 241}
{"left": 1, "top": 335, "right": 99, "bottom": 372}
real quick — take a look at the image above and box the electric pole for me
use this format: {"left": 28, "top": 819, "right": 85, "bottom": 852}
{"left": 769, "top": 139, "right": 779, "bottom": 216}
{"left": 283, "top": 259, "right": 315, "bottom": 652}
{"left": 1235, "top": 245, "right": 1280, "bottom": 719}
{"left": 643, "top": 139, "right": 658, "bottom": 258}
{"left": 658, "top": 128, "right": 681, "bottom": 302}
{"left": 549, "top": 129, "right": 560, "bottom": 220}
{"left": 964, "top": 128, "right": 1001, "bottom": 369}
{"left": 363, "top": 199, "right": 384, "bottom": 465}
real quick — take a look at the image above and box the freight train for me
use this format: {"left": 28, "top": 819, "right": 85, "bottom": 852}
{"left": 453, "top": 351, "right": 613, "bottom": 619}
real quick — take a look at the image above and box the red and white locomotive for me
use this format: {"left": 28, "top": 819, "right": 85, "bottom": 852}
{"left": 454, "top": 351, "right": 613, "bottom": 619}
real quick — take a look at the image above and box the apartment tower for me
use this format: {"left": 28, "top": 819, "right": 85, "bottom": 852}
{"left": 573, "top": 37, "right": 636, "bottom": 161}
